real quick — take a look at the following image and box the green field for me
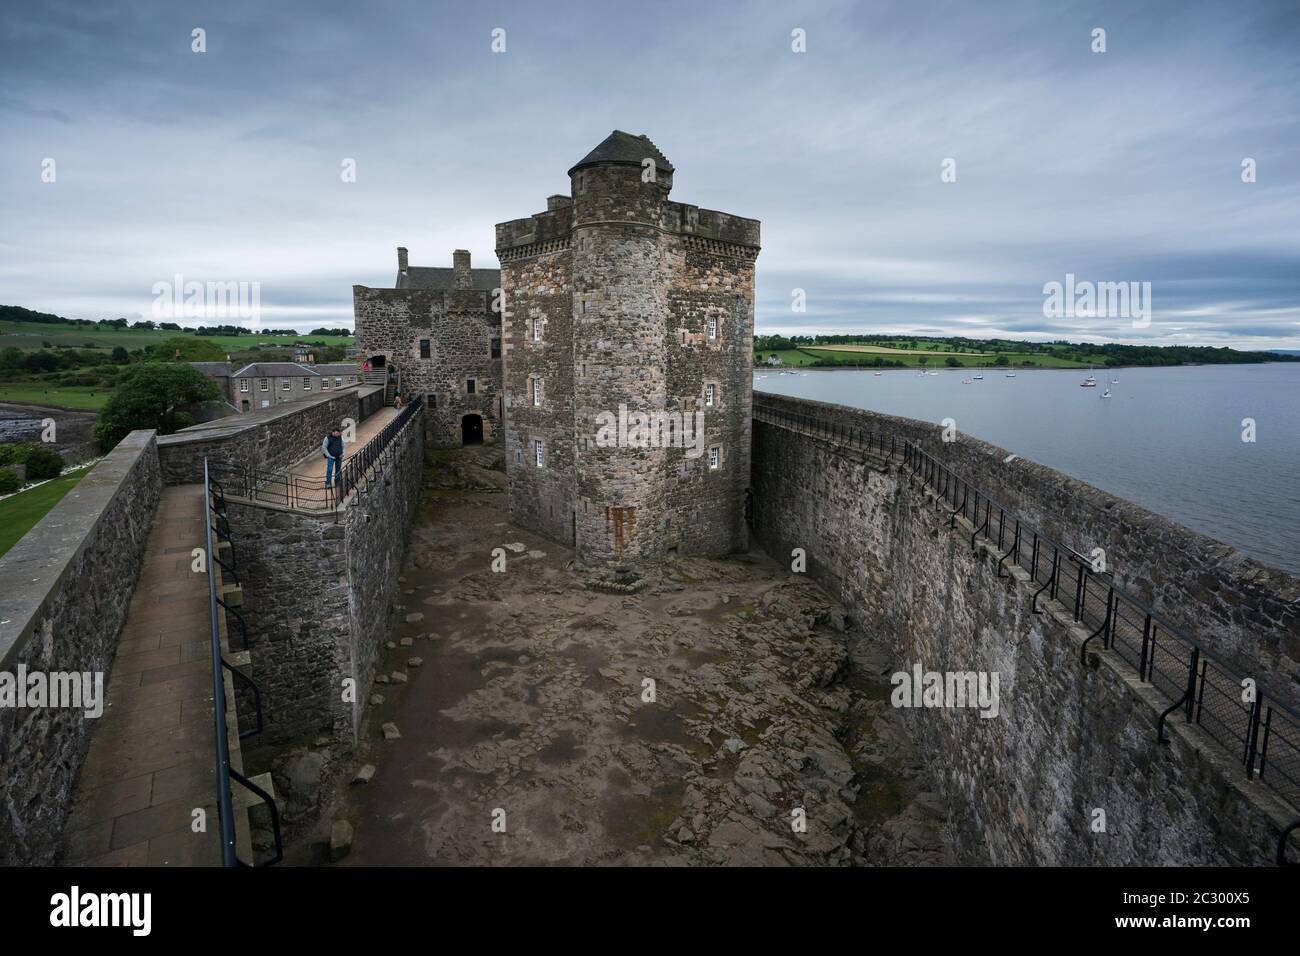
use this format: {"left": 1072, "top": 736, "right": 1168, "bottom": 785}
{"left": 0, "top": 319, "right": 352, "bottom": 353}
{"left": 0, "top": 463, "right": 95, "bottom": 559}
{"left": 0, "top": 384, "right": 112, "bottom": 410}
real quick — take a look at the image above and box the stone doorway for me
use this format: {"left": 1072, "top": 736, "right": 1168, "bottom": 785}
{"left": 461, "top": 413, "right": 484, "bottom": 445}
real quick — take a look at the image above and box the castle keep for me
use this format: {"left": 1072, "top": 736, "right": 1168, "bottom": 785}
{"left": 353, "top": 249, "right": 503, "bottom": 445}
{"left": 496, "top": 131, "right": 760, "bottom": 565}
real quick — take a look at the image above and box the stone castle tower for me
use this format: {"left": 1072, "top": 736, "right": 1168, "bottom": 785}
{"left": 496, "top": 131, "right": 760, "bottom": 567}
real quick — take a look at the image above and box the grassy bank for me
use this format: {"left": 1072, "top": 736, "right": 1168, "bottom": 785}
{"left": 0, "top": 463, "right": 95, "bottom": 559}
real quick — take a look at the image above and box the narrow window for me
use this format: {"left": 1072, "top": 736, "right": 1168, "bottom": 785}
{"left": 337, "top": 377, "right": 343, "bottom": 386}
{"left": 304, "top": 376, "right": 312, "bottom": 390}
{"left": 419, "top": 339, "right": 431, "bottom": 359}
{"left": 467, "top": 378, "right": 477, "bottom": 394}
{"left": 532, "top": 378, "right": 542, "bottom": 407}
{"left": 532, "top": 318, "right": 541, "bottom": 342}
{"left": 534, "top": 439, "right": 543, "bottom": 467}
{"left": 491, "top": 337, "right": 501, "bottom": 359}
{"left": 429, "top": 393, "right": 438, "bottom": 408}
{"left": 705, "top": 383, "right": 716, "bottom": 406}
{"left": 240, "top": 379, "right": 249, "bottom": 392}
{"left": 707, "top": 315, "right": 718, "bottom": 339}
{"left": 709, "top": 445, "right": 720, "bottom": 470}
{"left": 260, "top": 378, "right": 269, "bottom": 391}
{"left": 281, "top": 379, "right": 290, "bottom": 391}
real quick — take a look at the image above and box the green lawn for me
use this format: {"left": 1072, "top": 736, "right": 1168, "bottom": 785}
{"left": 0, "top": 464, "right": 95, "bottom": 559}
{"left": 0, "top": 384, "right": 112, "bottom": 410}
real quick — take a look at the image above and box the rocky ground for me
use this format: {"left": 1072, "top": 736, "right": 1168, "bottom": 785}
{"left": 277, "top": 445, "right": 951, "bottom": 866}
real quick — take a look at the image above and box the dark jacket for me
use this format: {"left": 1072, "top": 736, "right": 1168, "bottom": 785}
{"left": 323, "top": 434, "right": 343, "bottom": 459}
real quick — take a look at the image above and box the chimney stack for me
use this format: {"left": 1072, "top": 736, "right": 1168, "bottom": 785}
{"left": 452, "top": 249, "right": 472, "bottom": 289}
{"left": 397, "top": 246, "right": 409, "bottom": 273}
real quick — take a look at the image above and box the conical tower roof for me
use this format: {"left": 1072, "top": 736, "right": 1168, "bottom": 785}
{"left": 567, "top": 130, "right": 674, "bottom": 176}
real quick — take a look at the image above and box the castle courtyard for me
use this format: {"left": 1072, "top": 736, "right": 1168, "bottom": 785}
{"left": 281, "top": 445, "right": 951, "bottom": 866}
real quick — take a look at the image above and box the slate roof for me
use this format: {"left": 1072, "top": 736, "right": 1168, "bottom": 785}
{"left": 310, "top": 363, "right": 362, "bottom": 375}
{"left": 230, "top": 362, "right": 320, "bottom": 378}
{"left": 397, "top": 267, "right": 501, "bottom": 292}
{"left": 189, "top": 362, "right": 231, "bottom": 376}
{"left": 568, "top": 130, "right": 674, "bottom": 176}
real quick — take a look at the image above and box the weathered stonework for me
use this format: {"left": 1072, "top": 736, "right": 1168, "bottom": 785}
{"left": 223, "top": 410, "right": 425, "bottom": 746}
{"left": 749, "top": 392, "right": 1299, "bottom": 865}
{"left": 496, "top": 131, "right": 758, "bottom": 566}
{"left": 353, "top": 250, "right": 502, "bottom": 448}
{"left": 156, "top": 386, "right": 384, "bottom": 484}
{"left": 0, "top": 431, "right": 162, "bottom": 865}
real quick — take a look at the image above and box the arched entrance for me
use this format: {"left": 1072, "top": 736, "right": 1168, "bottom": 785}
{"left": 461, "top": 414, "right": 484, "bottom": 445}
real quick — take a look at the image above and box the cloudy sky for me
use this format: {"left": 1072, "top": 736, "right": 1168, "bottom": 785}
{"left": 2, "top": 0, "right": 1298, "bottom": 347}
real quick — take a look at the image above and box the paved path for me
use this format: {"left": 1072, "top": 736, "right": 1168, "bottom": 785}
{"left": 60, "top": 484, "right": 224, "bottom": 866}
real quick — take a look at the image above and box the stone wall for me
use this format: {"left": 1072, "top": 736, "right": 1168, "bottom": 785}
{"left": 753, "top": 391, "right": 1300, "bottom": 710}
{"left": 223, "top": 408, "right": 424, "bottom": 745}
{"left": 749, "top": 393, "right": 1298, "bottom": 865}
{"left": 352, "top": 284, "right": 502, "bottom": 448}
{"left": 0, "top": 430, "right": 162, "bottom": 864}
{"left": 156, "top": 386, "right": 384, "bottom": 485}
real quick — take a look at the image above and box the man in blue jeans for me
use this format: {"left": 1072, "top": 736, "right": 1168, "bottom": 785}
{"left": 322, "top": 427, "right": 344, "bottom": 488}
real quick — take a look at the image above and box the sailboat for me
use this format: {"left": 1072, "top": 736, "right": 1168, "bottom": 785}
{"left": 1005, "top": 363, "right": 1017, "bottom": 378}
{"left": 1081, "top": 366, "right": 1097, "bottom": 387}
{"left": 1100, "top": 387, "right": 1112, "bottom": 399}
{"left": 972, "top": 366, "right": 984, "bottom": 380}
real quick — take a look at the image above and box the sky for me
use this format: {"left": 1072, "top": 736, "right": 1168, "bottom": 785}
{"left": 2, "top": 0, "right": 1298, "bottom": 348}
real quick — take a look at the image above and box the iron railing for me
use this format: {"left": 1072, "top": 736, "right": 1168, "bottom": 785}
{"left": 203, "top": 459, "right": 282, "bottom": 866}
{"left": 753, "top": 401, "right": 1300, "bottom": 859}
{"left": 210, "top": 396, "right": 423, "bottom": 512}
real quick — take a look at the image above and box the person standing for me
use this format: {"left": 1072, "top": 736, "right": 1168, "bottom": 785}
{"left": 322, "top": 427, "right": 344, "bottom": 488}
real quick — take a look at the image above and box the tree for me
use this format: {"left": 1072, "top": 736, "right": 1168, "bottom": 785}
{"left": 994, "top": 354, "right": 1009, "bottom": 366}
{"left": 93, "top": 363, "right": 221, "bottom": 451}
{"left": 0, "top": 468, "right": 19, "bottom": 495}
{"left": 111, "top": 346, "right": 130, "bottom": 364}
{"left": 144, "top": 336, "right": 227, "bottom": 362}
{"left": 918, "top": 356, "right": 928, "bottom": 366}
{"left": 945, "top": 356, "right": 962, "bottom": 367}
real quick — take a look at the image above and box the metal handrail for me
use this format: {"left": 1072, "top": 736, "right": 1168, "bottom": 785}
{"left": 203, "top": 457, "right": 281, "bottom": 867}
{"left": 209, "top": 396, "right": 424, "bottom": 513}
{"left": 753, "top": 401, "right": 1300, "bottom": 826}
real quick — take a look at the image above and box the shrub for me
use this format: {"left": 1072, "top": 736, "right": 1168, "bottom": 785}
{"left": 23, "top": 446, "right": 64, "bottom": 481}
{"left": 0, "top": 468, "right": 20, "bottom": 495}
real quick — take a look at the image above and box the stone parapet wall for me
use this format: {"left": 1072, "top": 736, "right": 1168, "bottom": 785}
{"left": 749, "top": 394, "right": 1297, "bottom": 865}
{"left": 0, "top": 430, "right": 162, "bottom": 864}
{"left": 752, "top": 391, "right": 1300, "bottom": 710}
{"left": 156, "top": 386, "right": 384, "bottom": 485}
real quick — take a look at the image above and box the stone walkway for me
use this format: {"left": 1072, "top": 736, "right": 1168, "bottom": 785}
{"left": 290, "top": 406, "right": 399, "bottom": 489}
{"left": 60, "top": 484, "right": 224, "bottom": 866}
{"left": 286, "top": 446, "right": 952, "bottom": 867}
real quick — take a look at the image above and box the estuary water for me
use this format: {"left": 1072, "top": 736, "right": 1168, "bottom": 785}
{"left": 754, "top": 363, "right": 1300, "bottom": 575}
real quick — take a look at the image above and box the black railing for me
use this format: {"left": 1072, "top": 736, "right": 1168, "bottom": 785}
{"left": 754, "top": 402, "right": 1300, "bottom": 856}
{"left": 210, "top": 396, "right": 423, "bottom": 512}
{"left": 203, "top": 459, "right": 282, "bottom": 866}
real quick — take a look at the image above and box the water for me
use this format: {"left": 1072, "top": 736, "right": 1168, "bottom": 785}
{"left": 754, "top": 364, "right": 1300, "bottom": 575}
